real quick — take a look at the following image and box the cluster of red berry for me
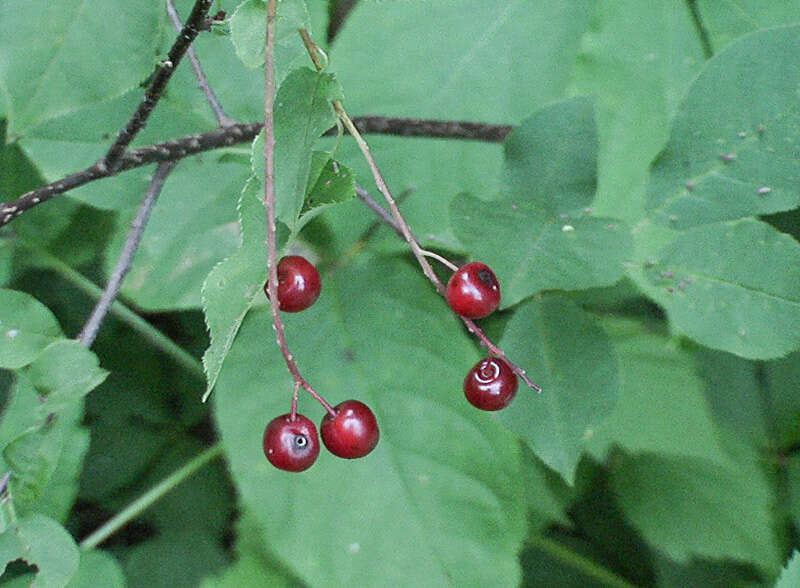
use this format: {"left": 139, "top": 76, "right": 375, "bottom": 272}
{"left": 262, "top": 257, "right": 517, "bottom": 473}
{"left": 446, "top": 262, "right": 518, "bottom": 411}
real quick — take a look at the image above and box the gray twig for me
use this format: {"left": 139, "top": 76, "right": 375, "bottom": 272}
{"left": 102, "top": 0, "right": 214, "bottom": 171}
{"left": 77, "top": 162, "right": 176, "bottom": 347}
{"left": 166, "top": 0, "right": 235, "bottom": 128}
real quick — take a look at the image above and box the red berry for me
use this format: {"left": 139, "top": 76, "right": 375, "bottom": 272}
{"left": 262, "top": 413, "right": 320, "bottom": 472}
{"left": 320, "top": 400, "right": 380, "bottom": 459}
{"left": 463, "top": 357, "right": 518, "bottom": 411}
{"left": 266, "top": 255, "right": 321, "bottom": 313}
{"left": 446, "top": 262, "right": 500, "bottom": 319}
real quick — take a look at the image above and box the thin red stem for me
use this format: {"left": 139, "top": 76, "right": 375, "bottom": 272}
{"left": 263, "top": 3, "right": 334, "bottom": 417}
{"left": 299, "top": 29, "right": 541, "bottom": 394}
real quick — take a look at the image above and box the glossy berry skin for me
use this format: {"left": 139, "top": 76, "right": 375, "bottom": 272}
{"left": 320, "top": 400, "right": 380, "bottom": 459}
{"left": 262, "top": 413, "right": 320, "bottom": 472}
{"left": 464, "top": 357, "right": 518, "bottom": 411}
{"left": 267, "top": 256, "right": 321, "bottom": 313}
{"left": 446, "top": 262, "right": 501, "bottom": 319}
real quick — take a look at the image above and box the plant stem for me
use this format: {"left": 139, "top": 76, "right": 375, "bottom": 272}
{"left": 0, "top": 117, "right": 509, "bottom": 229}
{"left": 79, "top": 443, "right": 223, "bottom": 551}
{"left": 102, "top": 0, "right": 214, "bottom": 171}
{"left": 300, "top": 29, "right": 541, "bottom": 393}
{"left": 166, "top": 0, "right": 235, "bottom": 128}
{"left": 684, "top": 0, "right": 713, "bottom": 59}
{"left": 78, "top": 162, "right": 175, "bottom": 347}
{"left": 528, "top": 534, "right": 640, "bottom": 588}
{"left": 263, "top": 2, "right": 334, "bottom": 416}
{"left": 20, "top": 243, "right": 205, "bottom": 381}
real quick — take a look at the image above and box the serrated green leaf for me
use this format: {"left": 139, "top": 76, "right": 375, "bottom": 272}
{"left": 0, "top": 289, "right": 62, "bottom": 370}
{"left": 0, "top": 0, "right": 163, "bottom": 136}
{"left": 567, "top": 1, "right": 704, "bottom": 222}
{"left": 450, "top": 99, "right": 632, "bottom": 307}
{"left": 631, "top": 218, "right": 800, "bottom": 359}
{"left": 254, "top": 68, "right": 343, "bottom": 229}
{"left": 495, "top": 295, "right": 618, "bottom": 484}
{"left": 611, "top": 452, "right": 781, "bottom": 573}
{"left": 230, "top": 0, "right": 310, "bottom": 77}
{"left": 586, "top": 318, "right": 729, "bottom": 465}
{"left": 646, "top": 25, "right": 800, "bottom": 229}
{"left": 201, "top": 178, "right": 268, "bottom": 400}
{"left": 298, "top": 156, "right": 355, "bottom": 225}
{"left": 214, "top": 254, "right": 526, "bottom": 587}
{"left": 0, "top": 514, "right": 80, "bottom": 588}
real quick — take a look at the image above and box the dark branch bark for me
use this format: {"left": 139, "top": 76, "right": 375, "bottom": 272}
{"left": 1, "top": 117, "right": 510, "bottom": 228}
{"left": 101, "top": 0, "right": 215, "bottom": 170}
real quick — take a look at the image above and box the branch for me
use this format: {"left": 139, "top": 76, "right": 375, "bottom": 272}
{"left": 77, "top": 161, "right": 176, "bottom": 348}
{"left": 300, "top": 29, "right": 541, "bottom": 393}
{"left": 263, "top": 1, "right": 333, "bottom": 417}
{"left": 0, "top": 117, "right": 509, "bottom": 227}
{"left": 101, "top": 0, "right": 215, "bottom": 171}
{"left": 166, "top": 0, "right": 235, "bottom": 128}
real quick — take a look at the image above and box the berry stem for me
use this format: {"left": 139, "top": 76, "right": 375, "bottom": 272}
{"left": 421, "top": 249, "right": 459, "bottom": 272}
{"left": 263, "top": 3, "right": 335, "bottom": 417}
{"left": 300, "top": 29, "right": 542, "bottom": 394}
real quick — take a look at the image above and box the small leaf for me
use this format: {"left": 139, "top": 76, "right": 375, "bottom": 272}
{"left": 298, "top": 155, "right": 355, "bottom": 225}
{"left": 632, "top": 218, "right": 800, "bottom": 359}
{"left": 4, "top": 424, "right": 63, "bottom": 508}
{"left": 497, "top": 295, "right": 619, "bottom": 484}
{"left": 0, "top": 514, "right": 80, "bottom": 588}
{"left": 0, "top": 289, "right": 62, "bottom": 369}
{"left": 201, "top": 178, "right": 269, "bottom": 400}
{"left": 230, "top": 0, "right": 311, "bottom": 79}
{"left": 646, "top": 25, "right": 800, "bottom": 228}
{"left": 67, "top": 550, "right": 126, "bottom": 588}
{"left": 26, "top": 340, "right": 108, "bottom": 415}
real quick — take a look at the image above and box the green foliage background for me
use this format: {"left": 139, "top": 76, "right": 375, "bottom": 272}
{"left": 2, "top": 0, "right": 800, "bottom": 586}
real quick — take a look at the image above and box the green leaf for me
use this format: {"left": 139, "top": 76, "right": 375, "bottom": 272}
{"left": 765, "top": 350, "right": 800, "bottom": 448}
{"left": 107, "top": 158, "right": 248, "bottom": 311}
{"left": 776, "top": 551, "right": 800, "bottom": 588}
{"left": 214, "top": 254, "right": 526, "bottom": 587}
{"left": 502, "top": 97, "right": 598, "bottom": 214}
{"left": 25, "top": 340, "right": 108, "bottom": 415}
{"left": 646, "top": 25, "right": 800, "bottom": 229}
{"left": 324, "top": 0, "right": 592, "bottom": 250}
{"left": 4, "top": 424, "right": 63, "bottom": 508}
{"left": 201, "top": 178, "right": 268, "bottom": 400}
{"left": 0, "top": 514, "right": 80, "bottom": 588}
{"left": 450, "top": 99, "right": 632, "bottom": 307}
{"left": 0, "top": 289, "right": 62, "bottom": 370}
{"left": 0, "top": 0, "right": 163, "bottom": 136}
{"left": 631, "top": 218, "right": 800, "bottom": 359}
{"left": 229, "top": 0, "right": 311, "bottom": 77}
{"left": 585, "top": 318, "right": 729, "bottom": 465}
{"left": 255, "top": 68, "right": 343, "bottom": 229}
{"left": 567, "top": 1, "right": 705, "bottom": 222}
{"left": 67, "top": 550, "right": 125, "bottom": 588}
{"left": 299, "top": 155, "right": 355, "bottom": 225}
{"left": 611, "top": 452, "right": 781, "bottom": 573}
{"left": 698, "top": 1, "right": 800, "bottom": 51}
{"left": 495, "top": 295, "right": 618, "bottom": 484}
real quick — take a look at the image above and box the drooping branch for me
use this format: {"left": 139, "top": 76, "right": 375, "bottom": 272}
{"left": 101, "top": 0, "right": 216, "bottom": 171}
{"left": 77, "top": 161, "right": 176, "bottom": 348}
